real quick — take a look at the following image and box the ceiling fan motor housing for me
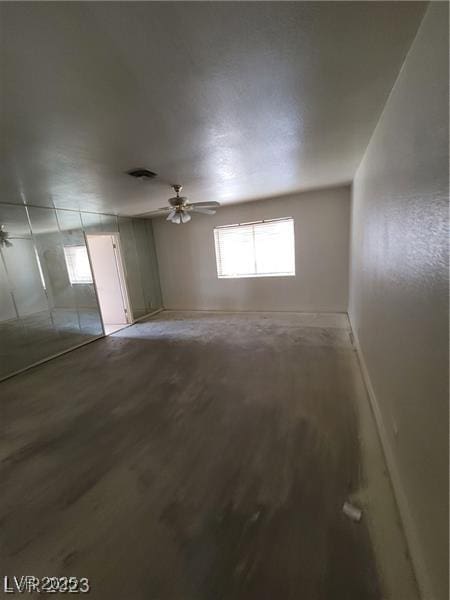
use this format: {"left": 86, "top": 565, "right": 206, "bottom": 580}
{"left": 169, "top": 196, "right": 187, "bottom": 207}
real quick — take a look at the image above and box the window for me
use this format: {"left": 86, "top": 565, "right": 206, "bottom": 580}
{"left": 214, "top": 217, "right": 295, "bottom": 279}
{"left": 63, "top": 245, "right": 93, "bottom": 284}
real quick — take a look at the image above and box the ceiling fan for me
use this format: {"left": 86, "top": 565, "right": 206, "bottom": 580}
{"left": 0, "top": 225, "right": 12, "bottom": 248}
{"left": 143, "top": 185, "right": 220, "bottom": 224}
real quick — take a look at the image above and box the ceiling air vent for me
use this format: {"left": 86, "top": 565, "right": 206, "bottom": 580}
{"left": 127, "top": 169, "right": 157, "bottom": 179}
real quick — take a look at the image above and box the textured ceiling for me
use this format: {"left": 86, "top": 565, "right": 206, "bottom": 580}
{"left": 0, "top": 1, "right": 426, "bottom": 216}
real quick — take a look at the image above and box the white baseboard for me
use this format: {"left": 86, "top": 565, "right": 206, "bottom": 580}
{"left": 133, "top": 308, "right": 164, "bottom": 322}
{"left": 161, "top": 307, "right": 348, "bottom": 314}
{"left": 348, "top": 315, "right": 435, "bottom": 600}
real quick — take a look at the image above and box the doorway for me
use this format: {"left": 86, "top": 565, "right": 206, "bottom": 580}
{"left": 85, "top": 234, "right": 132, "bottom": 335}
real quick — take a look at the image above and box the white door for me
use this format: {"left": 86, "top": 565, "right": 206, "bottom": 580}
{"left": 86, "top": 235, "right": 130, "bottom": 327}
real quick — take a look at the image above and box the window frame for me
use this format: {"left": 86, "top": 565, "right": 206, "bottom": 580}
{"left": 213, "top": 217, "right": 296, "bottom": 280}
{"left": 63, "top": 245, "right": 94, "bottom": 285}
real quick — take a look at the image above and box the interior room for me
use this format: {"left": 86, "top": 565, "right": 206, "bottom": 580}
{"left": 0, "top": 2, "right": 448, "bottom": 599}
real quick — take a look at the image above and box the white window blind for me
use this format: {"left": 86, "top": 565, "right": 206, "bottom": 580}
{"left": 214, "top": 218, "right": 295, "bottom": 279}
{"left": 63, "top": 245, "right": 93, "bottom": 284}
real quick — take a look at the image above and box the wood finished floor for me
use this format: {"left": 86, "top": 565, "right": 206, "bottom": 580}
{"left": 1, "top": 311, "right": 382, "bottom": 599}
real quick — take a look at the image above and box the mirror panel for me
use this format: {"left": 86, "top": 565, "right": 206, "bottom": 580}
{"left": 28, "top": 206, "right": 84, "bottom": 358}
{"left": 81, "top": 212, "right": 118, "bottom": 234}
{"left": 57, "top": 210, "right": 103, "bottom": 337}
{"left": 133, "top": 219, "right": 163, "bottom": 312}
{"left": 0, "top": 206, "right": 162, "bottom": 379}
{"left": 118, "top": 217, "right": 146, "bottom": 319}
{"left": 0, "top": 205, "right": 50, "bottom": 376}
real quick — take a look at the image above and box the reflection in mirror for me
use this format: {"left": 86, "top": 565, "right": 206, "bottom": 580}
{"left": 56, "top": 210, "right": 103, "bottom": 337}
{"left": 118, "top": 217, "right": 147, "bottom": 318}
{"left": 0, "top": 204, "right": 50, "bottom": 376}
{"left": 0, "top": 205, "right": 105, "bottom": 380}
{"left": 29, "top": 206, "right": 79, "bottom": 353}
{"left": 81, "top": 212, "right": 118, "bottom": 234}
{"left": 133, "top": 219, "right": 163, "bottom": 312}
{"left": 0, "top": 205, "right": 162, "bottom": 380}
{"left": 28, "top": 206, "right": 88, "bottom": 360}
{"left": 0, "top": 246, "right": 22, "bottom": 376}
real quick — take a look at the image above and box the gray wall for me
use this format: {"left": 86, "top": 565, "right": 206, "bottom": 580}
{"left": 154, "top": 185, "right": 350, "bottom": 312}
{"left": 0, "top": 203, "right": 162, "bottom": 379}
{"left": 348, "top": 4, "right": 449, "bottom": 600}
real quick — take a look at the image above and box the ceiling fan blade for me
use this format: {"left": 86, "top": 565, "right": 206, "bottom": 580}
{"left": 136, "top": 207, "right": 171, "bottom": 217}
{"left": 189, "top": 201, "right": 220, "bottom": 208}
{"left": 191, "top": 207, "right": 216, "bottom": 215}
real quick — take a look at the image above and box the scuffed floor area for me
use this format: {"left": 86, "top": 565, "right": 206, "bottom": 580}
{"left": 0, "top": 311, "right": 416, "bottom": 599}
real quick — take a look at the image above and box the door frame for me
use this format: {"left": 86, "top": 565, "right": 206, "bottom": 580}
{"left": 85, "top": 232, "right": 133, "bottom": 331}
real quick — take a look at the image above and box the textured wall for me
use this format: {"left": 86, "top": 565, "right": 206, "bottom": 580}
{"left": 349, "top": 4, "right": 449, "bottom": 599}
{"left": 154, "top": 186, "right": 350, "bottom": 312}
